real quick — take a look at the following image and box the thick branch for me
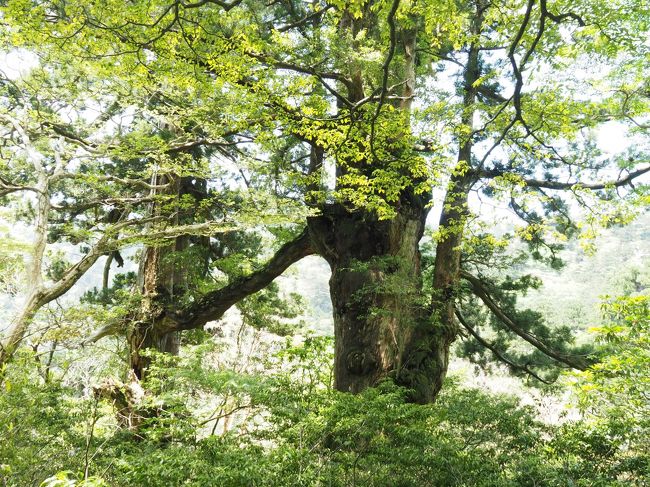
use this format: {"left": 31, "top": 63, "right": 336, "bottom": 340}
{"left": 460, "top": 270, "right": 588, "bottom": 370}
{"left": 171, "top": 227, "right": 314, "bottom": 331}
{"left": 84, "top": 226, "right": 314, "bottom": 345}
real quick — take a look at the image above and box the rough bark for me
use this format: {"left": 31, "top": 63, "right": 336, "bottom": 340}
{"left": 128, "top": 175, "right": 188, "bottom": 379}
{"left": 307, "top": 195, "right": 431, "bottom": 398}
{"left": 298, "top": 16, "right": 454, "bottom": 402}
{"left": 129, "top": 244, "right": 182, "bottom": 379}
{"left": 300, "top": 11, "right": 484, "bottom": 402}
{"left": 400, "top": 15, "right": 483, "bottom": 402}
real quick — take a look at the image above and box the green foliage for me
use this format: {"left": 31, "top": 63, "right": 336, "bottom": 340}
{"left": 2, "top": 331, "right": 648, "bottom": 486}
{"left": 0, "top": 351, "right": 95, "bottom": 486}
{"left": 573, "top": 295, "right": 649, "bottom": 457}
{"left": 82, "top": 272, "right": 138, "bottom": 307}
{"left": 0, "top": 0, "right": 649, "bottom": 484}
{"left": 40, "top": 472, "right": 108, "bottom": 487}
{"left": 238, "top": 283, "right": 306, "bottom": 336}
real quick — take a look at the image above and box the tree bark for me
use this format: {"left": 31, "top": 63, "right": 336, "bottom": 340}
{"left": 398, "top": 13, "right": 483, "bottom": 402}
{"left": 308, "top": 194, "right": 432, "bottom": 399}
{"left": 128, "top": 174, "right": 189, "bottom": 379}
{"left": 301, "top": 8, "right": 486, "bottom": 403}
{"left": 129, "top": 243, "right": 182, "bottom": 379}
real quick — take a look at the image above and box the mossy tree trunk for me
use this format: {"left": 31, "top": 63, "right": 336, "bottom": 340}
{"left": 308, "top": 194, "right": 443, "bottom": 402}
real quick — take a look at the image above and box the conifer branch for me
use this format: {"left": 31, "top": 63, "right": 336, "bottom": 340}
{"left": 455, "top": 307, "right": 553, "bottom": 384}
{"left": 460, "top": 270, "right": 588, "bottom": 370}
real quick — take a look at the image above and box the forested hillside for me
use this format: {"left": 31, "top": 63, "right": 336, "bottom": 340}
{"left": 0, "top": 0, "right": 648, "bottom": 485}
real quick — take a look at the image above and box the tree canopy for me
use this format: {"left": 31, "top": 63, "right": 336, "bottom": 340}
{"left": 0, "top": 0, "right": 648, "bottom": 401}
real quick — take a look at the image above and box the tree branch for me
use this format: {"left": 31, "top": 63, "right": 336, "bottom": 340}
{"left": 171, "top": 227, "right": 314, "bottom": 331}
{"left": 455, "top": 307, "right": 553, "bottom": 384}
{"left": 276, "top": 5, "right": 333, "bottom": 32}
{"left": 460, "top": 270, "right": 588, "bottom": 370}
{"left": 477, "top": 165, "right": 650, "bottom": 190}
{"left": 369, "top": 0, "right": 401, "bottom": 160}
{"left": 0, "top": 175, "right": 42, "bottom": 197}
{"left": 181, "top": 0, "right": 244, "bottom": 11}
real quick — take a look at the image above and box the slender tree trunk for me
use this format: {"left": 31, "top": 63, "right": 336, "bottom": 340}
{"left": 401, "top": 10, "right": 482, "bottom": 402}
{"left": 0, "top": 291, "right": 46, "bottom": 367}
{"left": 0, "top": 125, "right": 50, "bottom": 369}
{"left": 0, "top": 116, "right": 113, "bottom": 372}
{"left": 128, "top": 175, "right": 202, "bottom": 379}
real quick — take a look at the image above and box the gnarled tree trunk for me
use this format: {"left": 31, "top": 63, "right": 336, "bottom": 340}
{"left": 128, "top": 175, "right": 201, "bottom": 379}
{"left": 308, "top": 194, "right": 440, "bottom": 401}
{"left": 129, "top": 243, "right": 183, "bottom": 379}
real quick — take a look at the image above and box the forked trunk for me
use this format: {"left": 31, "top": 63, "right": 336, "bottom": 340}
{"left": 308, "top": 196, "right": 450, "bottom": 402}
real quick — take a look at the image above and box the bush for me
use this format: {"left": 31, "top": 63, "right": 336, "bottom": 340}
{"left": 2, "top": 309, "right": 649, "bottom": 486}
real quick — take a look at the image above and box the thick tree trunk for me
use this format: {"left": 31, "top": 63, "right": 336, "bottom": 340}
{"left": 129, "top": 327, "right": 179, "bottom": 380}
{"left": 308, "top": 195, "right": 440, "bottom": 400}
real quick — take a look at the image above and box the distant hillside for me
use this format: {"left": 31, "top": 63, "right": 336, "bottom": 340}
{"left": 519, "top": 211, "right": 650, "bottom": 337}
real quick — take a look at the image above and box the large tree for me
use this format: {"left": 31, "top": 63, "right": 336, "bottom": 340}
{"left": 2, "top": 0, "right": 648, "bottom": 402}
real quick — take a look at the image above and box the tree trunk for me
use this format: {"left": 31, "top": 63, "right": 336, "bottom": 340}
{"left": 308, "top": 194, "right": 440, "bottom": 401}
{"left": 128, "top": 175, "right": 195, "bottom": 379}
{"left": 0, "top": 291, "right": 46, "bottom": 369}
{"left": 397, "top": 16, "right": 482, "bottom": 402}
{"left": 397, "top": 175, "right": 470, "bottom": 403}
{"left": 129, "top": 244, "right": 182, "bottom": 379}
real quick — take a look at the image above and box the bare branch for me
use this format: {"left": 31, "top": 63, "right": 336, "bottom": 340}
{"left": 541, "top": 0, "right": 586, "bottom": 27}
